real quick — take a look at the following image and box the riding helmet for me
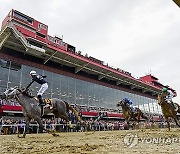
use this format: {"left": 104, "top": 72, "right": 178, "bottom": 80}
{"left": 30, "top": 70, "right": 37, "bottom": 75}
{"left": 162, "top": 87, "right": 167, "bottom": 92}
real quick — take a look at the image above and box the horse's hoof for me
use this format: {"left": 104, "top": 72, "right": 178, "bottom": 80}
{"left": 17, "top": 135, "right": 25, "bottom": 138}
{"left": 52, "top": 133, "right": 59, "bottom": 137}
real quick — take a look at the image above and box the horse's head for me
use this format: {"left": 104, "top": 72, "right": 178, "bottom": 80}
{"left": 117, "top": 99, "right": 125, "bottom": 107}
{"left": 1, "top": 86, "right": 21, "bottom": 99}
{"left": 157, "top": 92, "right": 167, "bottom": 105}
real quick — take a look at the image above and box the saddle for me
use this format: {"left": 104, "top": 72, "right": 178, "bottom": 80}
{"left": 129, "top": 106, "right": 138, "bottom": 115}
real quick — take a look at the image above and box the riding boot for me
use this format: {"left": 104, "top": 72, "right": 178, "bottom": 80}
{"left": 38, "top": 95, "right": 45, "bottom": 106}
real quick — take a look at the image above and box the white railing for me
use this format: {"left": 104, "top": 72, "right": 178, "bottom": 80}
{"left": 0, "top": 123, "right": 120, "bottom": 134}
{"left": 0, "top": 123, "right": 70, "bottom": 134}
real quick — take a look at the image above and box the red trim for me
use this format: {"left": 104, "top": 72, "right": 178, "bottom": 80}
{"left": 107, "top": 113, "right": 124, "bottom": 118}
{"left": 81, "top": 111, "right": 99, "bottom": 117}
{"left": 153, "top": 116, "right": 161, "bottom": 121}
{"left": 0, "top": 107, "right": 3, "bottom": 113}
{"left": 2, "top": 105, "right": 22, "bottom": 111}
{"left": 81, "top": 111, "right": 124, "bottom": 119}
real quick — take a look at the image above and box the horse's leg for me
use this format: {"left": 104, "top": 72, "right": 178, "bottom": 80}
{"left": 133, "top": 113, "right": 141, "bottom": 129}
{"left": 18, "top": 116, "right": 30, "bottom": 138}
{"left": 165, "top": 117, "right": 171, "bottom": 131}
{"left": 126, "top": 120, "right": 130, "bottom": 129}
{"left": 35, "top": 117, "right": 45, "bottom": 133}
{"left": 141, "top": 112, "right": 148, "bottom": 121}
{"left": 24, "top": 117, "right": 31, "bottom": 138}
{"left": 62, "top": 113, "right": 73, "bottom": 128}
{"left": 55, "top": 112, "right": 72, "bottom": 129}
{"left": 134, "top": 114, "right": 139, "bottom": 122}
{"left": 68, "top": 106, "right": 81, "bottom": 122}
{"left": 126, "top": 117, "right": 132, "bottom": 129}
{"left": 173, "top": 116, "right": 180, "bottom": 127}
{"left": 35, "top": 117, "right": 59, "bottom": 137}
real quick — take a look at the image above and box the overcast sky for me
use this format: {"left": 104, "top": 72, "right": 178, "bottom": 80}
{"left": 1, "top": 0, "right": 180, "bottom": 103}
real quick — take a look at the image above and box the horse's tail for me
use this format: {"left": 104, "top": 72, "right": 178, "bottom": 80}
{"left": 64, "top": 101, "right": 81, "bottom": 122}
{"left": 64, "top": 101, "right": 70, "bottom": 113}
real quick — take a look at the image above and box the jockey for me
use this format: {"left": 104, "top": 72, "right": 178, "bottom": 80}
{"left": 28, "top": 71, "right": 48, "bottom": 106}
{"left": 162, "top": 87, "right": 175, "bottom": 108}
{"left": 123, "top": 98, "right": 135, "bottom": 112}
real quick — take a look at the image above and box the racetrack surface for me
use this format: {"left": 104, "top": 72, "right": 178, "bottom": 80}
{"left": 1, "top": 128, "right": 180, "bottom": 154}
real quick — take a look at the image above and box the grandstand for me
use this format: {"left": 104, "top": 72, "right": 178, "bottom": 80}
{"left": 0, "top": 9, "right": 176, "bottom": 121}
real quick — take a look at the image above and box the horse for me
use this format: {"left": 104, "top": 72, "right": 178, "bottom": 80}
{"left": 1, "top": 86, "right": 82, "bottom": 138}
{"left": 117, "top": 99, "right": 148, "bottom": 129}
{"left": 157, "top": 92, "right": 180, "bottom": 131}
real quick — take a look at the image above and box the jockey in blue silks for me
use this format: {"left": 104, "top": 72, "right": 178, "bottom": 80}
{"left": 123, "top": 98, "right": 135, "bottom": 112}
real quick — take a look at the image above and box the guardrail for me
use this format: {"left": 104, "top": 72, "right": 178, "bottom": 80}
{"left": 0, "top": 122, "right": 176, "bottom": 135}
{"left": 0, "top": 123, "right": 122, "bottom": 135}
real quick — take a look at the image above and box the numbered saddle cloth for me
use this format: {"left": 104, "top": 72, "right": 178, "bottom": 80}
{"left": 34, "top": 97, "right": 53, "bottom": 109}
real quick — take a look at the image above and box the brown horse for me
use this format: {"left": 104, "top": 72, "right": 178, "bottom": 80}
{"left": 1, "top": 86, "right": 82, "bottom": 137}
{"left": 117, "top": 99, "right": 148, "bottom": 129}
{"left": 158, "top": 92, "right": 180, "bottom": 131}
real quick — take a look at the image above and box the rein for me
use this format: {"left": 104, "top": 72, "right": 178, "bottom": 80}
{"left": 12, "top": 89, "right": 22, "bottom": 103}
{"left": 121, "top": 101, "right": 131, "bottom": 113}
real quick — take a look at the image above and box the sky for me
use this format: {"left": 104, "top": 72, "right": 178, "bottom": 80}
{"left": 0, "top": 0, "right": 180, "bottom": 103}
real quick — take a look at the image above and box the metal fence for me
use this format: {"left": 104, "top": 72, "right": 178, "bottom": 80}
{"left": 0, "top": 122, "right": 177, "bottom": 135}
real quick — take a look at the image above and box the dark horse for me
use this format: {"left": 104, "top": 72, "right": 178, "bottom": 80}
{"left": 117, "top": 99, "right": 148, "bottom": 129}
{"left": 1, "top": 86, "right": 82, "bottom": 138}
{"left": 158, "top": 92, "right": 180, "bottom": 131}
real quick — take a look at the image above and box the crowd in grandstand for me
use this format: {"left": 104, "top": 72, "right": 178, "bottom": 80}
{"left": 0, "top": 99, "right": 20, "bottom": 106}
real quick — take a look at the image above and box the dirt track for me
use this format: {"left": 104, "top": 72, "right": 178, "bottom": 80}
{"left": 1, "top": 128, "right": 180, "bottom": 154}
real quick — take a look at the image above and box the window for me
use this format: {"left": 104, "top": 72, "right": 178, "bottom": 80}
{"left": 14, "top": 11, "right": 33, "bottom": 24}
{"left": 38, "top": 24, "right": 47, "bottom": 30}
{"left": 0, "top": 60, "right": 21, "bottom": 71}
{"left": 36, "top": 32, "right": 45, "bottom": 38}
{"left": 48, "top": 36, "right": 56, "bottom": 43}
{"left": 10, "top": 62, "right": 21, "bottom": 71}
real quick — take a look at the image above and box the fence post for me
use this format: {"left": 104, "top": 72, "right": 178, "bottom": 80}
{"left": 37, "top": 124, "right": 39, "bottom": 134}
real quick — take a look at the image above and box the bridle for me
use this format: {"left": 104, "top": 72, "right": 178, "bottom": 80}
{"left": 158, "top": 92, "right": 167, "bottom": 106}
{"left": 3, "top": 87, "right": 21, "bottom": 100}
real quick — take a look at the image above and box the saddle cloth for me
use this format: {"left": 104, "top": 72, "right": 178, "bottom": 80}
{"left": 34, "top": 97, "right": 53, "bottom": 109}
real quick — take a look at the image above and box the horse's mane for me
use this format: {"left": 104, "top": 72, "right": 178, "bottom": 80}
{"left": 20, "top": 88, "right": 34, "bottom": 98}
{"left": 120, "top": 100, "right": 131, "bottom": 111}
{"left": 17, "top": 88, "right": 22, "bottom": 92}
{"left": 158, "top": 92, "right": 168, "bottom": 106}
